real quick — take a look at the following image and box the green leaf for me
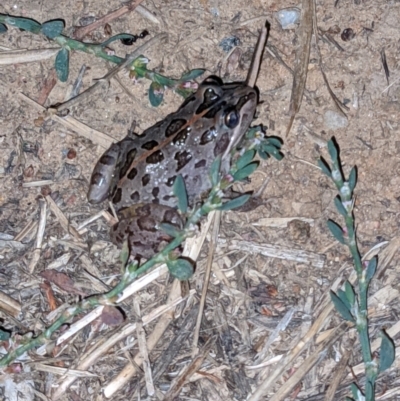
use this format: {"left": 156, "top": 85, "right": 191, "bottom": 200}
{"left": 159, "top": 223, "right": 181, "bottom": 238}
{"left": 344, "top": 281, "right": 355, "bottom": 307}
{"left": 236, "top": 150, "right": 256, "bottom": 170}
{"left": 167, "top": 258, "right": 194, "bottom": 280}
{"left": 334, "top": 196, "right": 347, "bottom": 217}
{"left": 327, "top": 139, "right": 338, "bottom": 162}
{"left": 365, "top": 256, "right": 377, "bottom": 282}
{"left": 210, "top": 156, "right": 221, "bottom": 186}
{"left": 233, "top": 162, "right": 259, "bottom": 181}
{"left": 265, "top": 137, "right": 283, "bottom": 148}
{"left": 318, "top": 159, "right": 331, "bottom": 177}
{"left": 41, "top": 20, "right": 64, "bottom": 39}
{"left": 0, "top": 329, "right": 10, "bottom": 341}
{"left": 0, "top": 23, "right": 7, "bottom": 33}
{"left": 180, "top": 69, "right": 205, "bottom": 81}
{"left": 174, "top": 87, "right": 193, "bottom": 99}
{"left": 261, "top": 143, "right": 283, "bottom": 160}
{"left": 55, "top": 48, "right": 69, "bottom": 82}
{"left": 348, "top": 166, "right": 357, "bottom": 193}
{"left": 119, "top": 239, "right": 130, "bottom": 267}
{"left": 337, "top": 289, "right": 352, "bottom": 311}
{"left": 257, "top": 149, "right": 270, "bottom": 160}
{"left": 350, "top": 383, "right": 363, "bottom": 401}
{"left": 5, "top": 16, "right": 41, "bottom": 33}
{"left": 327, "top": 220, "right": 346, "bottom": 244}
{"left": 330, "top": 291, "right": 354, "bottom": 322}
{"left": 379, "top": 330, "right": 395, "bottom": 373}
{"left": 148, "top": 82, "right": 164, "bottom": 107}
{"left": 217, "top": 194, "right": 251, "bottom": 211}
{"left": 172, "top": 175, "right": 188, "bottom": 214}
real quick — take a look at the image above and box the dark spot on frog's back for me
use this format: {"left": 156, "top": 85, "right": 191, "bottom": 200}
{"left": 204, "top": 101, "right": 226, "bottom": 118}
{"left": 214, "top": 132, "right": 230, "bottom": 156}
{"left": 200, "top": 127, "right": 217, "bottom": 145}
{"left": 172, "top": 129, "right": 189, "bottom": 146}
{"left": 119, "top": 148, "right": 137, "bottom": 178}
{"left": 146, "top": 150, "right": 164, "bottom": 164}
{"left": 127, "top": 167, "right": 138, "bottom": 180}
{"left": 195, "top": 159, "right": 207, "bottom": 169}
{"left": 99, "top": 154, "right": 116, "bottom": 166}
{"left": 166, "top": 176, "right": 176, "bottom": 187}
{"left": 113, "top": 188, "right": 122, "bottom": 204}
{"left": 141, "top": 140, "right": 158, "bottom": 150}
{"left": 165, "top": 119, "right": 187, "bottom": 137}
{"left": 175, "top": 151, "right": 193, "bottom": 171}
{"left": 152, "top": 187, "right": 159, "bottom": 199}
{"left": 130, "top": 191, "right": 140, "bottom": 202}
{"left": 142, "top": 174, "right": 150, "bottom": 186}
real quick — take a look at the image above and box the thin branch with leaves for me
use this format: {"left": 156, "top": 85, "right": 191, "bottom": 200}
{"left": 0, "top": 14, "right": 204, "bottom": 106}
{"left": 319, "top": 138, "right": 395, "bottom": 401}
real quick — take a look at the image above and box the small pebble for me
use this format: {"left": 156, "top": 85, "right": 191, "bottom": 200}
{"left": 324, "top": 110, "right": 348, "bottom": 130}
{"left": 67, "top": 148, "right": 77, "bottom": 159}
{"left": 275, "top": 7, "right": 301, "bottom": 30}
{"left": 79, "top": 16, "right": 96, "bottom": 26}
{"left": 341, "top": 28, "right": 355, "bottom": 41}
{"left": 219, "top": 36, "right": 240, "bottom": 53}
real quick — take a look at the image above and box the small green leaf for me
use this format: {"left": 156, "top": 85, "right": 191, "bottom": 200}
{"left": 119, "top": 239, "right": 130, "bottom": 267}
{"left": 5, "top": 16, "right": 41, "bottom": 33}
{"left": 261, "top": 143, "right": 283, "bottom": 160}
{"left": 318, "top": 159, "right": 331, "bottom": 177}
{"left": 257, "top": 149, "right": 269, "bottom": 160}
{"left": 365, "top": 257, "right": 377, "bottom": 282}
{"left": 348, "top": 166, "right": 357, "bottom": 193}
{"left": 180, "top": 69, "right": 205, "bottom": 81}
{"left": 233, "top": 162, "right": 259, "bottom": 181}
{"left": 344, "top": 281, "right": 355, "bottom": 307}
{"left": 210, "top": 156, "right": 221, "bottom": 186}
{"left": 172, "top": 175, "right": 188, "bottom": 214}
{"left": 327, "top": 139, "right": 338, "bottom": 162}
{"left": 337, "top": 289, "right": 352, "bottom": 311}
{"left": 55, "top": 48, "right": 69, "bottom": 82}
{"left": 334, "top": 196, "right": 347, "bottom": 217}
{"left": 0, "top": 23, "right": 7, "bottom": 33}
{"left": 41, "top": 20, "right": 64, "bottom": 39}
{"left": 379, "top": 330, "right": 395, "bottom": 373}
{"left": 236, "top": 150, "right": 256, "bottom": 170}
{"left": 330, "top": 291, "right": 354, "bottom": 322}
{"left": 0, "top": 329, "right": 10, "bottom": 341}
{"left": 350, "top": 383, "right": 363, "bottom": 401}
{"left": 167, "top": 258, "right": 194, "bottom": 280}
{"left": 327, "top": 220, "right": 346, "bottom": 244}
{"left": 149, "top": 82, "right": 164, "bottom": 107}
{"left": 265, "top": 137, "right": 283, "bottom": 148}
{"left": 217, "top": 194, "right": 251, "bottom": 211}
{"left": 174, "top": 87, "right": 193, "bottom": 99}
{"left": 153, "top": 73, "right": 175, "bottom": 87}
{"left": 159, "top": 223, "right": 181, "bottom": 238}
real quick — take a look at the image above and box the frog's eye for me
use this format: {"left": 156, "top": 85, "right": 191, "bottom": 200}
{"left": 224, "top": 109, "right": 240, "bottom": 128}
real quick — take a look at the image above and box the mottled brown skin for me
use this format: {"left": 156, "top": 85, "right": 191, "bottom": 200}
{"left": 88, "top": 76, "right": 258, "bottom": 257}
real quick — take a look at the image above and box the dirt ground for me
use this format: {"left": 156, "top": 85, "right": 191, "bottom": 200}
{"left": 1, "top": 0, "right": 400, "bottom": 400}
